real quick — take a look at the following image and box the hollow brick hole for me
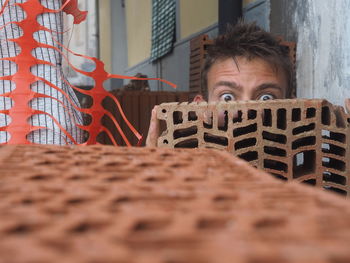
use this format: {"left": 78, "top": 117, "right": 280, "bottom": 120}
{"left": 293, "top": 150, "right": 316, "bottom": 179}
{"left": 132, "top": 218, "right": 170, "bottom": 232}
{"left": 104, "top": 174, "right": 131, "bottom": 182}
{"left": 238, "top": 151, "right": 258, "bottom": 162}
{"left": 233, "top": 123, "right": 257, "bottom": 137}
{"left": 323, "top": 185, "right": 347, "bottom": 196}
{"left": 69, "top": 220, "right": 107, "bottom": 234}
{"left": 253, "top": 217, "right": 287, "bottom": 229}
{"left": 65, "top": 197, "right": 89, "bottom": 205}
{"left": 218, "top": 111, "right": 228, "bottom": 131}
{"left": 233, "top": 110, "right": 243, "bottom": 123}
{"left": 322, "top": 156, "right": 346, "bottom": 172}
{"left": 213, "top": 194, "right": 238, "bottom": 203}
{"left": 264, "top": 159, "right": 288, "bottom": 173}
{"left": 292, "top": 136, "right": 316, "bottom": 150}
{"left": 235, "top": 138, "right": 256, "bottom": 151}
{"left": 323, "top": 171, "right": 346, "bottom": 186}
{"left": 306, "top": 107, "right": 316, "bottom": 118}
{"left": 263, "top": 109, "right": 272, "bottom": 126}
{"left": 173, "top": 126, "right": 198, "bottom": 140}
{"left": 28, "top": 173, "right": 52, "bottom": 181}
{"left": 334, "top": 107, "right": 346, "bottom": 128}
{"left": 262, "top": 131, "right": 287, "bottom": 144}
{"left": 188, "top": 111, "right": 198, "bottom": 121}
{"left": 204, "top": 133, "right": 228, "bottom": 146}
{"left": 270, "top": 173, "right": 288, "bottom": 181}
{"left": 196, "top": 217, "right": 230, "bottom": 230}
{"left": 277, "top": 108, "right": 287, "bottom": 130}
{"left": 264, "top": 146, "right": 286, "bottom": 157}
{"left": 5, "top": 223, "right": 39, "bottom": 235}
{"left": 322, "top": 143, "right": 345, "bottom": 157}
{"left": 292, "top": 108, "right": 301, "bottom": 122}
{"left": 173, "top": 111, "right": 183, "bottom": 125}
{"left": 292, "top": 123, "right": 315, "bottom": 135}
{"left": 322, "top": 130, "right": 346, "bottom": 143}
{"left": 248, "top": 109, "right": 257, "bottom": 120}
{"left": 174, "top": 139, "right": 198, "bottom": 148}
{"left": 322, "top": 106, "right": 331, "bottom": 125}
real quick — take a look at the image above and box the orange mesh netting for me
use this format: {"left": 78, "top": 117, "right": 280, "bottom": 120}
{"left": 0, "top": 0, "right": 176, "bottom": 146}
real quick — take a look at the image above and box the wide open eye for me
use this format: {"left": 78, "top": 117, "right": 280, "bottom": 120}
{"left": 220, "top": 93, "right": 235, "bottom": 102}
{"left": 259, "top": 94, "right": 275, "bottom": 101}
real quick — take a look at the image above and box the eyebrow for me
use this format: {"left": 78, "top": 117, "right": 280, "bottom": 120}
{"left": 212, "top": 81, "right": 283, "bottom": 94}
{"left": 213, "top": 81, "right": 242, "bottom": 92}
{"left": 255, "top": 83, "right": 283, "bottom": 93}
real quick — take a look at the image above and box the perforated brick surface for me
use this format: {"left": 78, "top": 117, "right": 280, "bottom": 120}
{"left": 157, "top": 99, "right": 350, "bottom": 196}
{"left": 0, "top": 145, "right": 350, "bottom": 263}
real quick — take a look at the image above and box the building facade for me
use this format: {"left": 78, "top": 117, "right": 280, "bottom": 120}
{"left": 67, "top": 0, "right": 350, "bottom": 106}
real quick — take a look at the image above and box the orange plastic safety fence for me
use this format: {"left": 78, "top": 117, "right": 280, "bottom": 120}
{"left": 0, "top": 0, "right": 176, "bottom": 146}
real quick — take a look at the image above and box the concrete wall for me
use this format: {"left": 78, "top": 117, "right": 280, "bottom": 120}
{"left": 243, "top": 0, "right": 259, "bottom": 5}
{"left": 111, "top": 0, "right": 128, "bottom": 88}
{"left": 270, "top": 0, "right": 350, "bottom": 106}
{"left": 243, "top": 0, "right": 270, "bottom": 31}
{"left": 124, "top": 24, "right": 218, "bottom": 92}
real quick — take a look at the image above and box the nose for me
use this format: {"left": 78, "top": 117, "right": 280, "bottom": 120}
{"left": 239, "top": 92, "right": 253, "bottom": 101}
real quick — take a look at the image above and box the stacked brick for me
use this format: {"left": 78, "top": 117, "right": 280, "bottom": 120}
{"left": 189, "top": 34, "right": 213, "bottom": 100}
{"left": 0, "top": 145, "right": 350, "bottom": 262}
{"left": 157, "top": 99, "right": 350, "bottom": 196}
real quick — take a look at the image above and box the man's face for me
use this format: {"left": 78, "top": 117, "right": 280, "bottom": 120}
{"left": 207, "top": 56, "right": 287, "bottom": 102}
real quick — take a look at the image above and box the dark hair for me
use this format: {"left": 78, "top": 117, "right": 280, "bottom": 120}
{"left": 202, "top": 21, "right": 294, "bottom": 98}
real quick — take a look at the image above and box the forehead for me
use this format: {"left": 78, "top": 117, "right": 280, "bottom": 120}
{"left": 208, "top": 56, "right": 285, "bottom": 81}
{"left": 207, "top": 57, "right": 287, "bottom": 92}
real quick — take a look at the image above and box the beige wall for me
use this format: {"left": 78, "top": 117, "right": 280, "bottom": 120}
{"left": 124, "top": 0, "right": 218, "bottom": 66}
{"left": 99, "top": 0, "right": 112, "bottom": 73}
{"left": 180, "top": 0, "right": 218, "bottom": 39}
{"left": 125, "top": 0, "right": 152, "bottom": 67}
{"left": 243, "top": 0, "right": 259, "bottom": 7}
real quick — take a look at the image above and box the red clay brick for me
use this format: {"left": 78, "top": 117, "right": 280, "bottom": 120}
{"left": 157, "top": 99, "right": 350, "bottom": 196}
{"left": 0, "top": 145, "right": 350, "bottom": 262}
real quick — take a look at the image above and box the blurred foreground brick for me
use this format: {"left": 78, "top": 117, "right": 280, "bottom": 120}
{"left": 0, "top": 145, "right": 350, "bottom": 263}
